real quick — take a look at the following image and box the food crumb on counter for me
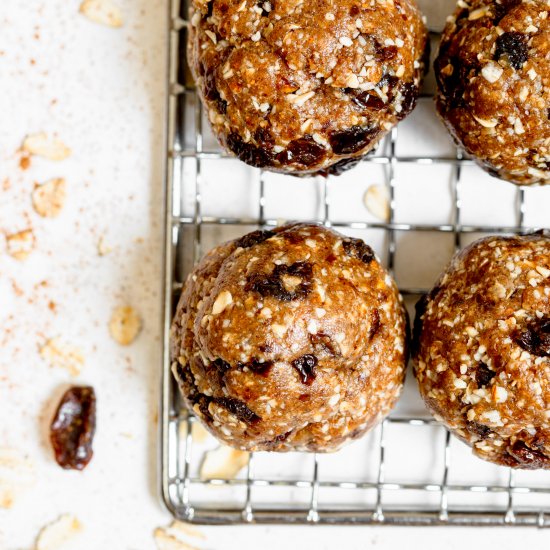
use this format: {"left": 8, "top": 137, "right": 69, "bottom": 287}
{"left": 39, "top": 337, "right": 85, "bottom": 376}
{"left": 79, "top": 0, "right": 124, "bottom": 28}
{"left": 32, "top": 178, "right": 67, "bottom": 218}
{"left": 199, "top": 445, "right": 249, "bottom": 480}
{"left": 35, "top": 514, "right": 82, "bottom": 550}
{"left": 22, "top": 133, "right": 71, "bottom": 161}
{"left": 5, "top": 228, "right": 35, "bottom": 260}
{"left": 109, "top": 306, "right": 142, "bottom": 345}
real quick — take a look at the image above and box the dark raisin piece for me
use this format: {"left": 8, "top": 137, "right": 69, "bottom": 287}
{"left": 466, "top": 421, "right": 492, "bottom": 439}
{"left": 50, "top": 386, "right": 96, "bottom": 471}
{"left": 213, "top": 397, "right": 261, "bottom": 424}
{"left": 245, "top": 358, "right": 273, "bottom": 376}
{"left": 322, "top": 156, "right": 362, "bottom": 176}
{"left": 206, "top": 0, "right": 214, "bottom": 17}
{"left": 411, "top": 294, "right": 430, "bottom": 358}
{"left": 342, "top": 237, "right": 375, "bottom": 264}
{"left": 345, "top": 89, "right": 386, "bottom": 111}
{"left": 291, "top": 354, "right": 318, "bottom": 384}
{"left": 476, "top": 362, "right": 496, "bottom": 387}
{"left": 280, "top": 136, "right": 326, "bottom": 167}
{"left": 226, "top": 133, "right": 274, "bottom": 168}
{"left": 246, "top": 261, "right": 313, "bottom": 301}
{"left": 377, "top": 45, "right": 398, "bottom": 61}
{"left": 515, "top": 318, "right": 550, "bottom": 357}
{"left": 203, "top": 71, "right": 219, "bottom": 102}
{"left": 377, "top": 74, "right": 400, "bottom": 95}
{"left": 368, "top": 309, "right": 381, "bottom": 340}
{"left": 396, "top": 82, "right": 418, "bottom": 120}
{"left": 494, "top": 32, "right": 528, "bottom": 70}
{"left": 349, "top": 4, "right": 360, "bottom": 16}
{"left": 329, "top": 126, "right": 379, "bottom": 155}
{"left": 212, "top": 358, "right": 231, "bottom": 374}
{"left": 235, "top": 229, "right": 275, "bottom": 249}
{"left": 493, "top": 0, "right": 521, "bottom": 24}
{"left": 216, "top": 98, "right": 228, "bottom": 114}
{"left": 507, "top": 440, "right": 550, "bottom": 469}
{"left": 254, "top": 127, "right": 274, "bottom": 145}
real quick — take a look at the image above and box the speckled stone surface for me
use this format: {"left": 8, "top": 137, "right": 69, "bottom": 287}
{"left": 413, "top": 233, "right": 550, "bottom": 468}
{"left": 171, "top": 224, "right": 408, "bottom": 451}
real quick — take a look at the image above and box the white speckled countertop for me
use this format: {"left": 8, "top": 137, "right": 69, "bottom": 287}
{"left": 1, "top": 1, "right": 549, "bottom": 548}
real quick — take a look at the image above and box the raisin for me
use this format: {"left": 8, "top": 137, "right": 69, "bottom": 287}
{"left": 515, "top": 318, "right": 550, "bottom": 357}
{"left": 368, "top": 309, "right": 381, "bottom": 340}
{"left": 493, "top": 0, "right": 521, "bottom": 24}
{"left": 342, "top": 237, "right": 375, "bottom": 264}
{"left": 507, "top": 440, "right": 550, "bottom": 469}
{"left": 235, "top": 229, "right": 275, "bottom": 249}
{"left": 376, "top": 45, "right": 398, "bottom": 62}
{"left": 226, "top": 133, "right": 274, "bottom": 168}
{"left": 50, "top": 386, "right": 96, "bottom": 471}
{"left": 177, "top": 363, "right": 213, "bottom": 420}
{"left": 345, "top": 89, "right": 386, "bottom": 111}
{"left": 216, "top": 98, "right": 228, "bottom": 114}
{"left": 476, "top": 362, "right": 496, "bottom": 387}
{"left": 212, "top": 357, "right": 231, "bottom": 374}
{"left": 246, "top": 261, "right": 313, "bottom": 301}
{"left": 213, "top": 397, "right": 261, "bottom": 424}
{"left": 396, "top": 82, "right": 418, "bottom": 120}
{"left": 254, "top": 127, "right": 274, "bottom": 146}
{"left": 244, "top": 358, "right": 273, "bottom": 376}
{"left": 322, "top": 157, "right": 362, "bottom": 176}
{"left": 349, "top": 5, "right": 360, "bottom": 16}
{"left": 377, "top": 74, "right": 400, "bottom": 95}
{"left": 206, "top": 0, "right": 214, "bottom": 17}
{"left": 291, "top": 354, "right": 318, "bottom": 384}
{"left": 494, "top": 32, "right": 528, "bottom": 70}
{"left": 329, "top": 126, "right": 379, "bottom": 155}
{"left": 281, "top": 136, "right": 326, "bottom": 167}
{"left": 466, "top": 421, "right": 493, "bottom": 439}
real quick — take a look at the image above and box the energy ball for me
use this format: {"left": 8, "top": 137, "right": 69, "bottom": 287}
{"left": 413, "top": 233, "right": 550, "bottom": 469}
{"left": 187, "top": 0, "right": 428, "bottom": 176}
{"left": 171, "top": 224, "right": 408, "bottom": 452}
{"left": 435, "top": 0, "right": 550, "bottom": 186}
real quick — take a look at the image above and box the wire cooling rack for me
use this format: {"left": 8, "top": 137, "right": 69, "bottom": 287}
{"left": 160, "top": 0, "right": 550, "bottom": 526}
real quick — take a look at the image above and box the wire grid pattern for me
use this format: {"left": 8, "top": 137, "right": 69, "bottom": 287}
{"left": 161, "top": 0, "right": 550, "bottom": 526}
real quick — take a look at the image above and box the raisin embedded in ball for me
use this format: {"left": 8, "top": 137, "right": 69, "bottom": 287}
{"left": 466, "top": 421, "right": 493, "bottom": 439}
{"left": 213, "top": 397, "right": 261, "bottom": 424}
{"left": 516, "top": 318, "right": 550, "bottom": 357}
{"left": 493, "top": 0, "right": 521, "bottom": 24}
{"left": 329, "top": 126, "right": 380, "bottom": 155}
{"left": 494, "top": 32, "right": 528, "bottom": 70}
{"left": 235, "top": 229, "right": 275, "bottom": 249}
{"left": 246, "top": 261, "right": 313, "bottom": 301}
{"left": 322, "top": 157, "right": 362, "bottom": 176}
{"left": 342, "top": 237, "right": 375, "bottom": 264}
{"left": 226, "top": 133, "right": 274, "bottom": 168}
{"left": 282, "top": 136, "right": 326, "bottom": 167}
{"left": 507, "top": 440, "right": 550, "bottom": 469}
{"left": 291, "top": 354, "right": 318, "bottom": 384}
{"left": 476, "top": 362, "right": 496, "bottom": 387}
{"left": 244, "top": 358, "right": 273, "bottom": 376}
{"left": 396, "top": 82, "right": 418, "bottom": 120}
{"left": 345, "top": 89, "right": 386, "bottom": 111}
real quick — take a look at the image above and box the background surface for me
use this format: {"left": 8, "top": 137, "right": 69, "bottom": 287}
{"left": 1, "top": 0, "right": 549, "bottom": 548}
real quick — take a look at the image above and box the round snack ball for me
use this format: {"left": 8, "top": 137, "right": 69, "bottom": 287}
{"left": 187, "top": 0, "right": 428, "bottom": 176}
{"left": 413, "top": 233, "right": 550, "bottom": 469}
{"left": 171, "top": 223, "right": 408, "bottom": 452}
{"left": 435, "top": 0, "right": 550, "bottom": 186}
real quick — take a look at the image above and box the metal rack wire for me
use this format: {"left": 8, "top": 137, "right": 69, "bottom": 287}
{"left": 161, "top": 0, "right": 550, "bottom": 526}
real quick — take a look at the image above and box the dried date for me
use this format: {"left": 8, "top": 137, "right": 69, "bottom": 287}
{"left": 50, "top": 386, "right": 96, "bottom": 471}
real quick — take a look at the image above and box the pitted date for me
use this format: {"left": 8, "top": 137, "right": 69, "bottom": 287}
{"left": 50, "top": 386, "right": 96, "bottom": 471}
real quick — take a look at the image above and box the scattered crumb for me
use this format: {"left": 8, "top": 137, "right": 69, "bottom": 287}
{"left": 6, "top": 229, "right": 35, "bottom": 260}
{"left": 0, "top": 448, "right": 35, "bottom": 509}
{"left": 80, "top": 0, "right": 124, "bottom": 28}
{"left": 19, "top": 154, "right": 31, "bottom": 170}
{"left": 363, "top": 184, "right": 390, "bottom": 222}
{"left": 153, "top": 528, "right": 200, "bottom": 550}
{"left": 35, "top": 514, "right": 82, "bottom": 550}
{"left": 22, "top": 133, "right": 71, "bottom": 161}
{"left": 40, "top": 338, "right": 85, "bottom": 376}
{"left": 169, "top": 521, "right": 206, "bottom": 540}
{"left": 200, "top": 445, "right": 249, "bottom": 480}
{"left": 97, "top": 235, "right": 113, "bottom": 256}
{"left": 109, "top": 306, "right": 142, "bottom": 345}
{"left": 32, "top": 178, "right": 67, "bottom": 218}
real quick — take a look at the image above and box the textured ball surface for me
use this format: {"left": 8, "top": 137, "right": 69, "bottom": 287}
{"left": 188, "top": 0, "right": 427, "bottom": 175}
{"left": 435, "top": 0, "right": 550, "bottom": 186}
{"left": 171, "top": 224, "right": 408, "bottom": 452}
{"left": 413, "top": 233, "right": 550, "bottom": 468}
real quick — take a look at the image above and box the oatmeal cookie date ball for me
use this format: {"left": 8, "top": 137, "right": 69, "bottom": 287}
{"left": 171, "top": 224, "right": 408, "bottom": 452}
{"left": 413, "top": 233, "right": 550, "bottom": 468}
{"left": 187, "top": 0, "right": 428, "bottom": 176}
{"left": 435, "top": 0, "right": 550, "bottom": 186}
